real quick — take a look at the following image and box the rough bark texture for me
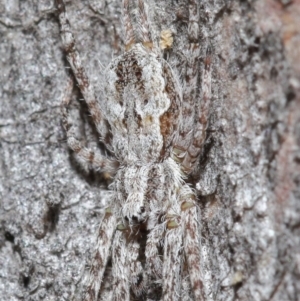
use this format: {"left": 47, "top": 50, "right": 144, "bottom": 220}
{"left": 1, "top": 0, "right": 300, "bottom": 300}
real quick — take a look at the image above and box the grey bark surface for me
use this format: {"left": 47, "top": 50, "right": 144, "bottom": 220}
{"left": 0, "top": 0, "right": 300, "bottom": 300}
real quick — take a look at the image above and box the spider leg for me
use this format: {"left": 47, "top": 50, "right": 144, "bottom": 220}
{"left": 173, "top": 0, "right": 211, "bottom": 174}
{"left": 55, "top": 0, "right": 109, "bottom": 139}
{"left": 181, "top": 197, "right": 205, "bottom": 301}
{"left": 173, "top": 0, "right": 200, "bottom": 171}
{"left": 129, "top": 239, "right": 147, "bottom": 297}
{"left": 145, "top": 223, "right": 164, "bottom": 279}
{"left": 181, "top": 273, "right": 193, "bottom": 301}
{"left": 111, "top": 231, "right": 131, "bottom": 301}
{"left": 185, "top": 46, "right": 212, "bottom": 172}
{"left": 137, "top": 0, "right": 154, "bottom": 50}
{"left": 61, "top": 79, "right": 118, "bottom": 175}
{"left": 83, "top": 208, "right": 117, "bottom": 301}
{"left": 145, "top": 225, "right": 163, "bottom": 300}
{"left": 122, "top": 0, "right": 135, "bottom": 50}
{"left": 162, "top": 215, "right": 183, "bottom": 301}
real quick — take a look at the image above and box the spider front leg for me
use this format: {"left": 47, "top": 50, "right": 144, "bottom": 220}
{"left": 61, "top": 79, "right": 118, "bottom": 175}
{"left": 186, "top": 46, "right": 212, "bottom": 170}
{"left": 55, "top": 0, "right": 110, "bottom": 140}
{"left": 56, "top": 0, "right": 118, "bottom": 175}
{"left": 173, "top": 0, "right": 211, "bottom": 174}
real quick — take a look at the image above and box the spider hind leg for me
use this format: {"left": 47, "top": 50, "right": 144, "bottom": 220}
{"left": 182, "top": 199, "right": 205, "bottom": 301}
{"left": 162, "top": 219, "right": 183, "bottom": 301}
{"left": 83, "top": 209, "right": 117, "bottom": 301}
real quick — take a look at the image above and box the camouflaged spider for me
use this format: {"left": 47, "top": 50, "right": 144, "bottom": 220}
{"left": 55, "top": 0, "right": 211, "bottom": 300}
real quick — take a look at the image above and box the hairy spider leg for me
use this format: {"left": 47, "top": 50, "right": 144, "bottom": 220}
{"left": 172, "top": 0, "right": 201, "bottom": 173}
{"left": 129, "top": 239, "right": 147, "bottom": 297}
{"left": 111, "top": 231, "right": 131, "bottom": 301}
{"left": 181, "top": 272, "right": 193, "bottom": 301}
{"left": 137, "top": 0, "right": 154, "bottom": 50}
{"left": 55, "top": 0, "right": 109, "bottom": 138}
{"left": 182, "top": 197, "right": 205, "bottom": 301}
{"left": 83, "top": 209, "right": 117, "bottom": 301}
{"left": 122, "top": 0, "right": 135, "bottom": 50}
{"left": 61, "top": 77, "right": 118, "bottom": 174}
{"left": 173, "top": 0, "right": 211, "bottom": 175}
{"left": 144, "top": 165, "right": 165, "bottom": 299}
{"left": 181, "top": 0, "right": 202, "bottom": 173}
{"left": 162, "top": 181, "right": 203, "bottom": 301}
{"left": 123, "top": 0, "right": 157, "bottom": 51}
{"left": 161, "top": 160, "right": 185, "bottom": 301}
{"left": 189, "top": 46, "right": 211, "bottom": 167}
{"left": 163, "top": 215, "right": 184, "bottom": 301}
{"left": 145, "top": 223, "right": 164, "bottom": 278}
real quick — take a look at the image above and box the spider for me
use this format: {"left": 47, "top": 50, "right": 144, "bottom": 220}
{"left": 55, "top": 0, "right": 211, "bottom": 300}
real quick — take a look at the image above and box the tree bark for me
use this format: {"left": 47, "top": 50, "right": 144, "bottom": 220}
{"left": 0, "top": 0, "right": 299, "bottom": 300}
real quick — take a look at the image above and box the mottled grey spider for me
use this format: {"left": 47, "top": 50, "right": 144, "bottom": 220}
{"left": 55, "top": 0, "right": 211, "bottom": 300}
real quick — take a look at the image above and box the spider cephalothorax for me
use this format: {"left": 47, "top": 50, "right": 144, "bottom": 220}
{"left": 55, "top": 0, "right": 211, "bottom": 300}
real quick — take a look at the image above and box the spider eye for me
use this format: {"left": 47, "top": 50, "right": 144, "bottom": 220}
{"left": 135, "top": 70, "right": 142, "bottom": 79}
{"left": 132, "top": 215, "right": 138, "bottom": 221}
